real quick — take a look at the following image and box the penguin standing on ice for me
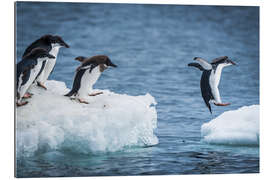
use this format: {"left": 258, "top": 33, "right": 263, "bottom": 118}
{"left": 22, "top": 34, "right": 69, "bottom": 90}
{"left": 16, "top": 48, "right": 55, "bottom": 106}
{"left": 65, "top": 55, "right": 117, "bottom": 104}
{"left": 188, "top": 56, "right": 236, "bottom": 113}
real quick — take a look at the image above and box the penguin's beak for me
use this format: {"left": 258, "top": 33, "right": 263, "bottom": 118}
{"left": 108, "top": 62, "right": 117, "bottom": 68}
{"left": 60, "top": 41, "right": 70, "bottom": 48}
{"left": 110, "top": 63, "right": 117, "bottom": 68}
{"left": 229, "top": 60, "right": 236, "bottom": 65}
{"left": 75, "top": 57, "right": 83, "bottom": 62}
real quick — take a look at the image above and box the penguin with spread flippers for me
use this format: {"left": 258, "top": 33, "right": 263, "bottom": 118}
{"left": 17, "top": 48, "right": 55, "bottom": 106}
{"left": 22, "top": 34, "right": 69, "bottom": 90}
{"left": 65, "top": 55, "right": 117, "bottom": 104}
{"left": 188, "top": 56, "right": 236, "bottom": 113}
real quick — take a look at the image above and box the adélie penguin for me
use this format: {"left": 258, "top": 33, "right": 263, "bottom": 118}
{"left": 16, "top": 48, "right": 55, "bottom": 106}
{"left": 22, "top": 34, "right": 69, "bottom": 90}
{"left": 65, "top": 55, "right": 117, "bottom": 104}
{"left": 188, "top": 56, "right": 236, "bottom": 113}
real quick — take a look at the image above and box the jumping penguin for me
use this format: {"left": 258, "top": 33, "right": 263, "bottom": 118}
{"left": 188, "top": 56, "right": 236, "bottom": 113}
{"left": 17, "top": 48, "right": 55, "bottom": 106}
{"left": 22, "top": 34, "right": 69, "bottom": 90}
{"left": 65, "top": 55, "right": 117, "bottom": 104}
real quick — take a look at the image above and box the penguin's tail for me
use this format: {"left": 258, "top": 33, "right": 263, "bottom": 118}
{"left": 207, "top": 103, "right": 212, "bottom": 114}
{"left": 204, "top": 98, "right": 212, "bottom": 114}
{"left": 64, "top": 89, "right": 76, "bottom": 97}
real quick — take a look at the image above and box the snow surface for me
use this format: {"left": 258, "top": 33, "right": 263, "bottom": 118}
{"left": 16, "top": 80, "right": 158, "bottom": 157}
{"left": 201, "top": 105, "right": 259, "bottom": 146}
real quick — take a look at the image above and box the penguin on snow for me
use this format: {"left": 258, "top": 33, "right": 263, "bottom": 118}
{"left": 17, "top": 48, "right": 55, "bottom": 106}
{"left": 22, "top": 34, "right": 69, "bottom": 91}
{"left": 65, "top": 55, "right": 117, "bottom": 104}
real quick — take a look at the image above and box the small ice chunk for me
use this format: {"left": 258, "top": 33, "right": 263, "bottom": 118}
{"left": 201, "top": 105, "right": 259, "bottom": 146}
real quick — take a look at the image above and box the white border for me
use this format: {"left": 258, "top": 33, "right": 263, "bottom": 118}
{"left": 1, "top": 0, "right": 269, "bottom": 180}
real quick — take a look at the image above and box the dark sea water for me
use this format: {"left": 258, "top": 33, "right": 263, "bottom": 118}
{"left": 15, "top": 2, "right": 259, "bottom": 177}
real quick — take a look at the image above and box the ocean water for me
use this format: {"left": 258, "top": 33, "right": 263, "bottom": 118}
{"left": 15, "top": 2, "right": 259, "bottom": 177}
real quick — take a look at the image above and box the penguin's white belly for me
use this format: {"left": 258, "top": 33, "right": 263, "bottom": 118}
{"left": 77, "top": 67, "right": 101, "bottom": 98}
{"left": 37, "top": 47, "right": 60, "bottom": 83}
{"left": 18, "top": 62, "right": 43, "bottom": 101}
{"left": 209, "top": 67, "right": 224, "bottom": 104}
{"left": 213, "top": 66, "right": 223, "bottom": 86}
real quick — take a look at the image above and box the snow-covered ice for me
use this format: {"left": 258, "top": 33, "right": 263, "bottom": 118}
{"left": 201, "top": 105, "right": 259, "bottom": 146}
{"left": 16, "top": 80, "right": 158, "bottom": 157}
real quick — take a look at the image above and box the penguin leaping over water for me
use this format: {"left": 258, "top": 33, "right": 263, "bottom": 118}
{"left": 65, "top": 55, "right": 117, "bottom": 104}
{"left": 17, "top": 48, "right": 55, "bottom": 106}
{"left": 22, "top": 34, "right": 69, "bottom": 90}
{"left": 188, "top": 56, "right": 236, "bottom": 113}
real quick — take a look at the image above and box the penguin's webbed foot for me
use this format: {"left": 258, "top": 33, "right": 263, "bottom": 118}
{"left": 16, "top": 101, "right": 28, "bottom": 107}
{"left": 214, "top": 102, "right": 231, "bottom": 106}
{"left": 37, "top": 82, "right": 47, "bottom": 90}
{"left": 79, "top": 99, "right": 89, "bottom": 104}
{"left": 89, "top": 92, "right": 103, "bottom": 96}
{"left": 23, "top": 92, "right": 33, "bottom": 99}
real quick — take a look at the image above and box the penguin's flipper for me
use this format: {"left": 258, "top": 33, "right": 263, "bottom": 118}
{"left": 200, "top": 71, "right": 214, "bottom": 114}
{"left": 65, "top": 69, "right": 87, "bottom": 97}
{"left": 89, "top": 64, "right": 98, "bottom": 73}
{"left": 76, "top": 63, "right": 98, "bottom": 73}
{"left": 79, "top": 58, "right": 99, "bottom": 73}
{"left": 193, "top": 57, "right": 212, "bottom": 70}
{"left": 188, "top": 63, "right": 205, "bottom": 71}
{"left": 35, "top": 60, "right": 47, "bottom": 82}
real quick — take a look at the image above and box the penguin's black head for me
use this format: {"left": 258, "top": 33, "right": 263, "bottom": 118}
{"left": 225, "top": 58, "right": 236, "bottom": 66}
{"left": 98, "top": 56, "right": 116, "bottom": 73}
{"left": 75, "top": 56, "right": 87, "bottom": 62}
{"left": 82, "top": 55, "right": 117, "bottom": 72}
{"left": 29, "top": 48, "right": 55, "bottom": 59}
{"left": 42, "top": 34, "right": 70, "bottom": 48}
{"left": 105, "top": 57, "right": 117, "bottom": 68}
{"left": 53, "top": 35, "right": 70, "bottom": 48}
